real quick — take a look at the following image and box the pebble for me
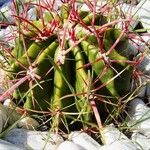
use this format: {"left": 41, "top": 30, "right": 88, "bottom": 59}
{"left": 100, "top": 124, "right": 129, "bottom": 145}
{"left": 0, "top": 0, "right": 10, "bottom": 7}
{"left": 0, "top": 26, "right": 17, "bottom": 47}
{"left": 3, "top": 99, "right": 16, "bottom": 109}
{"left": 100, "top": 140, "right": 137, "bottom": 150}
{"left": 2, "top": 100, "right": 22, "bottom": 126}
{"left": 132, "top": 132, "right": 150, "bottom": 150}
{"left": 4, "top": 128, "right": 64, "bottom": 150}
{"left": 119, "top": 0, "right": 150, "bottom": 33}
{"left": 0, "top": 1, "right": 15, "bottom": 22}
{"left": 100, "top": 124, "right": 137, "bottom": 149}
{"left": 27, "top": 7, "right": 37, "bottom": 20}
{"left": 136, "top": 54, "right": 150, "bottom": 75}
{"left": 0, "top": 139, "right": 25, "bottom": 150}
{"left": 17, "top": 116, "right": 39, "bottom": 130}
{"left": 0, "top": 103, "right": 8, "bottom": 133}
{"left": 0, "top": 69, "right": 7, "bottom": 95}
{"left": 127, "top": 98, "right": 150, "bottom": 135}
{"left": 136, "top": 0, "right": 150, "bottom": 32}
{"left": 57, "top": 141, "right": 86, "bottom": 150}
{"left": 146, "top": 82, "right": 150, "bottom": 98}
{"left": 131, "top": 76, "right": 147, "bottom": 98}
{"left": 69, "top": 131, "right": 102, "bottom": 150}
{"left": 137, "top": 85, "right": 147, "bottom": 98}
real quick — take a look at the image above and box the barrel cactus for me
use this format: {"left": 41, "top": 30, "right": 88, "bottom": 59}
{"left": 0, "top": 0, "right": 134, "bottom": 131}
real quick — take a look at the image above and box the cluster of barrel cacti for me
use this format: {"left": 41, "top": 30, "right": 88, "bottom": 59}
{"left": 6, "top": 2, "right": 133, "bottom": 130}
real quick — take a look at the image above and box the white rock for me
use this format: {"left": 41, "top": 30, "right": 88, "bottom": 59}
{"left": 130, "top": 37, "right": 149, "bottom": 54}
{"left": 128, "top": 98, "right": 149, "bottom": 119}
{"left": 118, "top": 1, "right": 150, "bottom": 32}
{"left": 27, "top": 7, "right": 37, "bottom": 20}
{"left": 57, "top": 141, "right": 86, "bottom": 150}
{"left": 132, "top": 132, "right": 150, "bottom": 150}
{"left": 100, "top": 124, "right": 137, "bottom": 150}
{"left": 0, "top": 1, "right": 15, "bottom": 22}
{"left": 2, "top": 100, "right": 22, "bottom": 126}
{"left": 0, "top": 0, "right": 9, "bottom": 7}
{"left": 101, "top": 140, "right": 137, "bottom": 150}
{"left": 137, "top": 85, "right": 147, "bottom": 98}
{"left": 136, "top": 0, "right": 150, "bottom": 32}
{"left": 4, "top": 128, "right": 64, "bottom": 150}
{"left": 120, "top": 0, "right": 150, "bottom": 32}
{"left": 136, "top": 53, "right": 150, "bottom": 75}
{"left": 126, "top": 41, "right": 139, "bottom": 56}
{"left": 0, "top": 139, "right": 25, "bottom": 150}
{"left": 0, "top": 26, "right": 17, "bottom": 47}
{"left": 100, "top": 124, "right": 129, "bottom": 145}
{"left": 131, "top": 76, "right": 147, "bottom": 98}
{"left": 0, "top": 115, "right": 3, "bottom": 133}
{"left": 0, "top": 69, "right": 7, "bottom": 95}
{"left": 146, "top": 82, "right": 150, "bottom": 97}
{"left": 69, "top": 131, "right": 102, "bottom": 150}
{"left": 140, "top": 35, "right": 150, "bottom": 44}
{"left": 17, "top": 116, "right": 39, "bottom": 130}
{"left": 0, "top": 104, "right": 22, "bottom": 132}
{"left": 147, "top": 82, "right": 150, "bottom": 103}
{"left": 127, "top": 98, "right": 150, "bottom": 135}
{"left": 0, "top": 103, "right": 8, "bottom": 133}
{"left": 3, "top": 99, "right": 16, "bottom": 108}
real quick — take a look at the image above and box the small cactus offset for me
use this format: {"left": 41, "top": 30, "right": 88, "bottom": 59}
{"left": 1, "top": 1, "right": 134, "bottom": 131}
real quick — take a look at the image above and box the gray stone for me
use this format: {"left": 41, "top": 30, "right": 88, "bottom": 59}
{"left": 127, "top": 98, "right": 150, "bottom": 135}
{"left": 146, "top": 82, "right": 150, "bottom": 103}
{"left": 2, "top": 99, "right": 22, "bottom": 126}
{"left": 4, "top": 128, "right": 64, "bottom": 150}
{"left": 57, "top": 141, "right": 86, "bottom": 150}
{"left": 27, "top": 7, "right": 37, "bottom": 20}
{"left": 119, "top": 0, "right": 150, "bottom": 32}
{"left": 0, "top": 1, "right": 15, "bottom": 22}
{"left": 129, "top": 36, "right": 149, "bottom": 54}
{"left": 100, "top": 124, "right": 129, "bottom": 145}
{"left": 146, "top": 82, "right": 150, "bottom": 97}
{"left": 132, "top": 132, "right": 150, "bottom": 150}
{"left": 131, "top": 76, "right": 147, "bottom": 98}
{"left": 0, "top": 139, "right": 25, "bottom": 150}
{"left": 0, "top": 69, "right": 7, "bottom": 96}
{"left": 136, "top": 0, "right": 150, "bottom": 32}
{"left": 69, "top": 131, "right": 102, "bottom": 150}
{"left": 0, "top": 103, "right": 8, "bottom": 133}
{"left": 137, "top": 85, "right": 147, "bottom": 98}
{"left": 17, "top": 116, "right": 39, "bottom": 130}
{"left": 100, "top": 124, "right": 137, "bottom": 150}
{"left": 136, "top": 54, "right": 150, "bottom": 75}
{"left": 101, "top": 140, "right": 137, "bottom": 150}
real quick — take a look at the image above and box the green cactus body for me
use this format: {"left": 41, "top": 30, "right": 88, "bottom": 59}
{"left": 104, "top": 28, "right": 133, "bottom": 96}
{"left": 24, "top": 78, "right": 52, "bottom": 112}
{"left": 35, "top": 41, "right": 59, "bottom": 76}
{"left": 82, "top": 13, "right": 107, "bottom": 26}
{"left": 69, "top": 41, "right": 92, "bottom": 125}
{"left": 22, "top": 19, "right": 43, "bottom": 37}
{"left": 11, "top": 35, "right": 57, "bottom": 73}
{"left": 11, "top": 37, "right": 58, "bottom": 108}
{"left": 80, "top": 40, "right": 119, "bottom": 97}
{"left": 11, "top": 38, "right": 31, "bottom": 58}
{"left": 24, "top": 41, "right": 59, "bottom": 111}
{"left": 51, "top": 46, "right": 76, "bottom": 129}
{"left": 4, "top": 2, "right": 134, "bottom": 130}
